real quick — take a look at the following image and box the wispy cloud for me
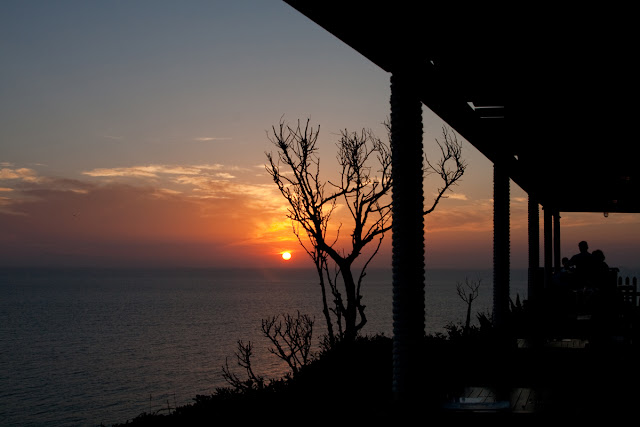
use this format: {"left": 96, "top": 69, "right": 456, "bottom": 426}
{"left": 214, "top": 172, "right": 235, "bottom": 179}
{"left": 0, "top": 167, "right": 294, "bottom": 267}
{"left": 446, "top": 193, "right": 468, "bottom": 201}
{"left": 80, "top": 163, "right": 271, "bottom": 202}
{"left": 171, "top": 173, "right": 279, "bottom": 204}
{"left": 101, "top": 135, "right": 124, "bottom": 141}
{"left": 82, "top": 166, "right": 158, "bottom": 178}
{"left": 3, "top": 161, "right": 640, "bottom": 269}
{"left": 82, "top": 164, "right": 226, "bottom": 178}
{"left": 194, "top": 137, "right": 232, "bottom": 142}
{"left": 0, "top": 167, "right": 40, "bottom": 183}
{"left": 0, "top": 169, "right": 93, "bottom": 214}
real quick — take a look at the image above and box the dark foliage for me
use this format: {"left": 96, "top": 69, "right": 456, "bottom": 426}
{"left": 112, "top": 291, "right": 640, "bottom": 425}
{"left": 113, "top": 335, "right": 395, "bottom": 426}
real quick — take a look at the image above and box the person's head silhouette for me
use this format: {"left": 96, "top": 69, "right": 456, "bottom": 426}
{"left": 578, "top": 241, "right": 589, "bottom": 253}
{"left": 592, "top": 249, "right": 605, "bottom": 263}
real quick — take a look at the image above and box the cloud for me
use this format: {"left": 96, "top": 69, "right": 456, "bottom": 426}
{"left": 155, "top": 188, "right": 182, "bottom": 196}
{"left": 182, "top": 177, "right": 282, "bottom": 208}
{"left": 194, "top": 137, "right": 232, "bottom": 142}
{"left": 80, "top": 163, "right": 280, "bottom": 205}
{"left": 82, "top": 164, "right": 227, "bottom": 179}
{"left": 214, "top": 172, "right": 235, "bottom": 179}
{"left": 82, "top": 167, "right": 159, "bottom": 178}
{"left": 0, "top": 167, "right": 40, "bottom": 182}
{"left": 101, "top": 135, "right": 124, "bottom": 141}
{"left": 0, "top": 174, "right": 96, "bottom": 212}
{"left": 0, "top": 170, "right": 294, "bottom": 267}
{"left": 445, "top": 193, "right": 468, "bottom": 201}
{"left": 425, "top": 198, "right": 494, "bottom": 233}
{"left": 4, "top": 161, "right": 640, "bottom": 269}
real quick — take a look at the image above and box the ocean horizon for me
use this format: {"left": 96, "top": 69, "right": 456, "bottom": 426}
{"left": 1, "top": 266, "right": 528, "bottom": 426}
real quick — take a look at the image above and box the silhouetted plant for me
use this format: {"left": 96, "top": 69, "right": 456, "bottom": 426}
{"left": 221, "top": 340, "right": 265, "bottom": 392}
{"left": 266, "top": 118, "right": 466, "bottom": 343}
{"left": 477, "top": 310, "right": 494, "bottom": 331}
{"left": 261, "top": 311, "right": 314, "bottom": 375}
{"left": 221, "top": 311, "right": 315, "bottom": 392}
{"left": 473, "top": 295, "right": 530, "bottom": 339}
{"left": 456, "top": 276, "right": 483, "bottom": 334}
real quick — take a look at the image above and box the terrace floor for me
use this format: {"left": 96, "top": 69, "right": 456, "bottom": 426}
{"left": 437, "top": 336, "right": 639, "bottom": 421}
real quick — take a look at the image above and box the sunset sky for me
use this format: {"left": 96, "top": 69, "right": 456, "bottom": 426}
{"left": 2, "top": 1, "right": 639, "bottom": 273}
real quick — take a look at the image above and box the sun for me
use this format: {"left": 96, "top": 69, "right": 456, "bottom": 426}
{"left": 281, "top": 252, "right": 292, "bottom": 261}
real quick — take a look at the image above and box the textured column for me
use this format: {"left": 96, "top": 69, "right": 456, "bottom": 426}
{"left": 527, "top": 194, "right": 540, "bottom": 304}
{"left": 543, "top": 207, "right": 553, "bottom": 289}
{"left": 553, "top": 210, "right": 561, "bottom": 273}
{"left": 390, "top": 69, "right": 425, "bottom": 396}
{"left": 493, "top": 158, "right": 510, "bottom": 333}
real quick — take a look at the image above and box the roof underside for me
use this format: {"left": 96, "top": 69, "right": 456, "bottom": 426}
{"left": 285, "top": 1, "right": 639, "bottom": 213}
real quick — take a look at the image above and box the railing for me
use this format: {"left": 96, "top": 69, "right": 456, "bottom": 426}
{"left": 617, "top": 276, "right": 638, "bottom": 307}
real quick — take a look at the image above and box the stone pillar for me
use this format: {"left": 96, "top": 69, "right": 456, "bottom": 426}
{"left": 390, "top": 68, "right": 425, "bottom": 396}
{"left": 493, "top": 157, "right": 510, "bottom": 333}
{"left": 543, "top": 207, "right": 553, "bottom": 288}
{"left": 553, "top": 210, "right": 561, "bottom": 272}
{"left": 527, "top": 194, "right": 540, "bottom": 304}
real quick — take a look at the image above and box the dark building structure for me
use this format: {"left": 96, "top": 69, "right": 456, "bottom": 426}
{"left": 284, "top": 1, "right": 639, "bottom": 397}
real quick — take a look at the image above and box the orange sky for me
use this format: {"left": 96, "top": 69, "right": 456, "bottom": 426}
{"left": 2, "top": 157, "right": 639, "bottom": 274}
{"left": 0, "top": 164, "right": 292, "bottom": 268}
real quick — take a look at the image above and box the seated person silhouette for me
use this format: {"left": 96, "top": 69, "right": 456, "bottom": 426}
{"left": 567, "top": 241, "right": 593, "bottom": 274}
{"left": 567, "top": 241, "right": 596, "bottom": 311}
{"left": 591, "top": 249, "right": 613, "bottom": 295}
{"left": 587, "top": 249, "right": 619, "bottom": 332}
{"left": 568, "top": 241, "right": 596, "bottom": 285}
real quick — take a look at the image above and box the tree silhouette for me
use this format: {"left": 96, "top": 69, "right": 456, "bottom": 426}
{"left": 266, "top": 118, "right": 465, "bottom": 343}
{"left": 456, "top": 277, "right": 482, "bottom": 334}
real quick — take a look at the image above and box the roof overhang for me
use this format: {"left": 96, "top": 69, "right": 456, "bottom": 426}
{"left": 285, "top": 1, "right": 639, "bottom": 213}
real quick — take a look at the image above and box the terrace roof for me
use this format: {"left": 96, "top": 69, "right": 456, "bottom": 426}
{"left": 285, "top": 1, "right": 638, "bottom": 213}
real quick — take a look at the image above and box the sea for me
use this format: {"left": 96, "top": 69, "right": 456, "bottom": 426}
{"left": 1, "top": 267, "right": 528, "bottom": 426}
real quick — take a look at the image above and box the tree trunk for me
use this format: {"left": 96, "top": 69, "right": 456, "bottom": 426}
{"left": 315, "top": 257, "right": 335, "bottom": 343}
{"left": 340, "top": 263, "right": 359, "bottom": 342}
{"left": 465, "top": 297, "right": 472, "bottom": 333}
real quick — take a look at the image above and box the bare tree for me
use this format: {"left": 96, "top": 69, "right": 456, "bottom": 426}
{"left": 266, "top": 118, "right": 465, "bottom": 343}
{"left": 456, "top": 277, "right": 482, "bottom": 334}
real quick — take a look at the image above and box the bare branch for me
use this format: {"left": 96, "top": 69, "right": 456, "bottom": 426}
{"left": 261, "top": 312, "right": 315, "bottom": 375}
{"left": 424, "top": 125, "right": 467, "bottom": 215}
{"left": 221, "top": 340, "right": 265, "bottom": 391}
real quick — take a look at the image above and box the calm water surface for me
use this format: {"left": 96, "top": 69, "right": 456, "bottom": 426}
{"left": 1, "top": 267, "right": 526, "bottom": 426}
